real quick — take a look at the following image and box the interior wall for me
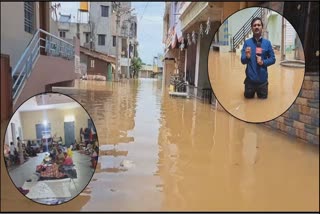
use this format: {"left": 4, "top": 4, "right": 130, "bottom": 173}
{"left": 19, "top": 107, "right": 90, "bottom": 144}
{"left": 5, "top": 111, "right": 23, "bottom": 146}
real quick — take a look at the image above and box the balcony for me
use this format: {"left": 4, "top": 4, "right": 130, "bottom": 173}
{"left": 180, "top": 2, "right": 223, "bottom": 32}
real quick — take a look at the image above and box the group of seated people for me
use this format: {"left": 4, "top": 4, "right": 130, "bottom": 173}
{"left": 36, "top": 144, "right": 76, "bottom": 180}
{"left": 4, "top": 140, "right": 37, "bottom": 167}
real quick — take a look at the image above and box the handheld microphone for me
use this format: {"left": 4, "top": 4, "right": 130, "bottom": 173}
{"left": 256, "top": 41, "right": 262, "bottom": 56}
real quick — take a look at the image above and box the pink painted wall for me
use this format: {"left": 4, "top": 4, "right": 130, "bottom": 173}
{"left": 13, "top": 55, "right": 81, "bottom": 111}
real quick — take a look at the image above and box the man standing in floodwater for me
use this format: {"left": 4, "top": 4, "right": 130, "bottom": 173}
{"left": 241, "top": 17, "right": 276, "bottom": 99}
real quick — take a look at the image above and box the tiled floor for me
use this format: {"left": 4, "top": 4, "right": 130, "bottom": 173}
{"left": 7, "top": 150, "right": 95, "bottom": 202}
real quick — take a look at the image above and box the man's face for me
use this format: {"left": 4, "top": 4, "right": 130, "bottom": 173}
{"left": 252, "top": 20, "right": 263, "bottom": 37}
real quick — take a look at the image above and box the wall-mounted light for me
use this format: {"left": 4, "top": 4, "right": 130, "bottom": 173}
{"left": 64, "top": 115, "right": 75, "bottom": 122}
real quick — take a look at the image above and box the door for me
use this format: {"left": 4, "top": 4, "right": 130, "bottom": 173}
{"left": 11, "top": 123, "right": 16, "bottom": 144}
{"left": 35, "top": 123, "right": 51, "bottom": 139}
{"left": 64, "top": 122, "right": 75, "bottom": 148}
{"left": 35, "top": 124, "right": 43, "bottom": 140}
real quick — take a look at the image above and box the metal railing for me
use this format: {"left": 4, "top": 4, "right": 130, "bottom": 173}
{"left": 12, "top": 29, "right": 74, "bottom": 100}
{"left": 232, "top": 8, "right": 263, "bottom": 51}
{"left": 170, "top": 75, "right": 187, "bottom": 92}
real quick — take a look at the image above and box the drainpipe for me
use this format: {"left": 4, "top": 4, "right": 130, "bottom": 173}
{"left": 281, "top": 16, "right": 286, "bottom": 61}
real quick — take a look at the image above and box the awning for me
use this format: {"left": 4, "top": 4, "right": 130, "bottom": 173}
{"left": 171, "top": 32, "right": 178, "bottom": 49}
{"left": 80, "top": 46, "right": 116, "bottom": 65}
{"left": 175, "top": 21, "right": 183, "bottom": 42}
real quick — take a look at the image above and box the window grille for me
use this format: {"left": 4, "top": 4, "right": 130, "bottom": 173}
{"left": 24, "top": 2, "right": 35, "bottom": 33}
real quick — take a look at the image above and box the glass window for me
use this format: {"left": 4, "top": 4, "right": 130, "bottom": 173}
{"left": 101, "top": 5, "right": 109, "bottom": 17}
{"left": 98, "top": 34, "right": 106, "bottom": 46}
{"left": 85, "top": 32, "right": 90, "bottom": 43}
{"left": 113, "top": 36, "right": 116, "bottom": 47}
{"left": 59, "top": 31, "right": 66, "bottom": 38}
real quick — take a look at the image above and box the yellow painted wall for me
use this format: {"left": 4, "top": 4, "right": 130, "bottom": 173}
{"left": 20, "top": 107, "right": 90, "bottom": 143}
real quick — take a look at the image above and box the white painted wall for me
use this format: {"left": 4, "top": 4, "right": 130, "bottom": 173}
{"left": 217, "top": 7, "right": 257, "bottom": 49}
{"left": 226, "top": 7, "right": 257, "bottom": 41}
{"left": 5, "top": 111, "right": 23, "bottom": 146}
{"left": 267, "top": 12, "right": 282, "bottom": 46}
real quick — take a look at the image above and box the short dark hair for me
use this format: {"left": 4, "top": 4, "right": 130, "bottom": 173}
{"left": 251, "top": 17, "right": 263, "bottom": 27}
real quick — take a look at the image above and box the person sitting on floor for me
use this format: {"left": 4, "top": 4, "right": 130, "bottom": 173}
{"left": 63, "top": 152, "right": 73, "bottom": 166}
{"left": 49, "top": 144, "right": 59, "bottom": 161}
{"left": 26, "top": 140, "right": 37, "bottom": 157}
{"left": 55, "top": 148, "right": 65, "bottom": 165}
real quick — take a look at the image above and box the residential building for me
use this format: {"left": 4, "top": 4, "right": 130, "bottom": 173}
{"left": 56, "top": 2, "right": 138, "bottom": 80}
{"left": 89, "top": 2, "right": 138, "bottom": 78}
{"left": 80, "top": 46, "right": 116, "bottom": 81}
{"left": 139, "top": 65, "right": 153, "bottom": 78}
{"left": 57, "top": 14, "right": 91, "bottom": 47}
{"left": 1, "top": 2, "right": 81, "bottom": 122}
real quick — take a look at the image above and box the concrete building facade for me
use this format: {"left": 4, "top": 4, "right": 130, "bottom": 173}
{"left": 89, "top": 2, "right": 138, "bottom": 78}
{"left": 56, "top": 2, "right": 138, "bottom": 79}
{"left": 1, "top": 2, "right": 59, "bottom": 69}
{"left": 1, "top": 2, "right": 81, "bottom": 124}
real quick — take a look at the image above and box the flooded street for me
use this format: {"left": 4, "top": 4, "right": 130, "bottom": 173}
{"left": 1, "top": 79, "right": 319, "bottom": 211}
{"left": 208, "top": 51, "right": 305, "bottom": 123}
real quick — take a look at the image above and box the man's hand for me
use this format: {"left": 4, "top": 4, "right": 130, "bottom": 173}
{"left": 245, "top": 47, "right": 251, "bottom": 59}
{"left": 256, "top": 55, "right": 263, "bottom": 65}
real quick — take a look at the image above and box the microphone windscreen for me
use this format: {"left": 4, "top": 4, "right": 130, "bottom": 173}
{"left": 256, "top": 41, "right": 262, "bottom": 55}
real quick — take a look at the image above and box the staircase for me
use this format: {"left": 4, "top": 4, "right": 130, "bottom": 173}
{"left": 12, "top": 29, "right": 75, "bottom": 102}
{"left": 232, "top": 8, "right": 264, "bottom": 52}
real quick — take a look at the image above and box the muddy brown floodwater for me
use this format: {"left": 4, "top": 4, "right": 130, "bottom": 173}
{"left": 1, "top": 79, "right": 319, "bottom": 211}
{"left": 208, "top": 50, "right": 305, "bottom": 123}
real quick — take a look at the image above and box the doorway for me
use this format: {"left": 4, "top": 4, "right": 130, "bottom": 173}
{"left": 64, "top": 121, "right": 75, "bottom": 148}
{"left": 35, "top": 123, "right": 51, "bottom": 140}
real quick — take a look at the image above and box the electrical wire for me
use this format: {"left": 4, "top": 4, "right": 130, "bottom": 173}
{"left": 139, "top": 2, "right": 149, "bottom": 23}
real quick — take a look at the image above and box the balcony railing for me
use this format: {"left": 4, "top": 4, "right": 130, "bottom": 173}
{"left": 12, "top": 29, "right": 74, "bottom": 101}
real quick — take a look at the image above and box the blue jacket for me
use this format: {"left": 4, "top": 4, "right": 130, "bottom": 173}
{"left": 241, "top": 37, "right": 276, "bottom": 84}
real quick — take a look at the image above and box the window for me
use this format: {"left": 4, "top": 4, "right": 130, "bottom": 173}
{"left": 84, "top": 32, "right": 90, "bottom": 43}
{"left": 101, "top": 5, "right": 109, "bottom": 17}
{"left": 91, "top": 59, "right": 95, "bottom": 68}
{"left": 24, "top": 2, "right": 35, "bottom": 33}
{"left": 59, "top": 31, "right": 66, "bottom": 38}
{"left": 98, "top": 34, "right": 106, "bottom": 46}
{"left": 121, "top": 38, "right": 127, "bottom": 57}
{"left": 113, "top": 36, "right": 116, "bottom": 47}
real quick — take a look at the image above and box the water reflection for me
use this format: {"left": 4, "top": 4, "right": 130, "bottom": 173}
{"left": 1, "top": 79, "right": 318, "bottom": 211}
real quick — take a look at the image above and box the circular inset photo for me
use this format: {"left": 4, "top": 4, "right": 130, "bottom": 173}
{"left": 208, "top": 7, "right": 305, "bottom": 123}
{"left": 2, "top": 92, "right": 99, "bottom": 205}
